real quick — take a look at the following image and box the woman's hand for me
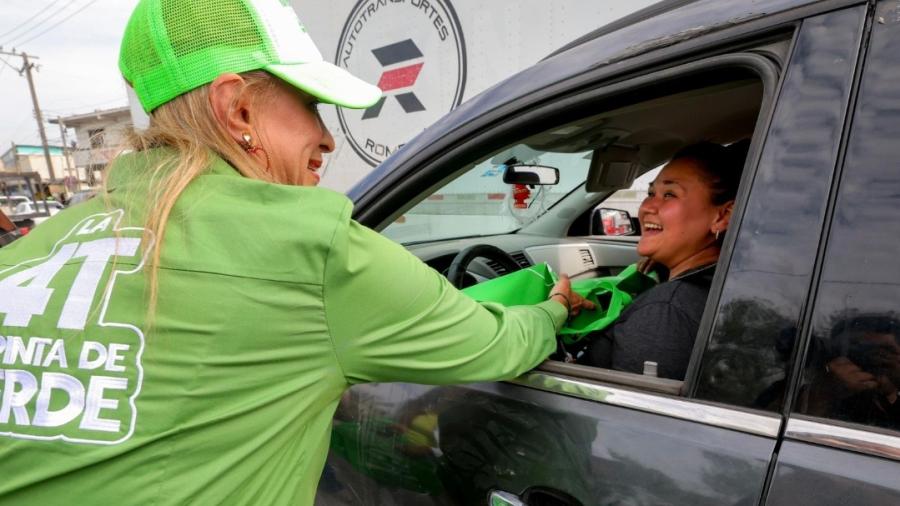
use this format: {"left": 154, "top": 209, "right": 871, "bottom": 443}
{"left": 826, "top": 357, "right": 879, "bottom": 396}
{"left": 549, "top": 274, "right": 596, "bottom": 316}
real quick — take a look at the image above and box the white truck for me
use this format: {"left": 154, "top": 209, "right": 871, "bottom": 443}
{"left": 298, "top": 0, "right": 658, "bottom": 191}
{"left": 126, "top": 1, "right": 658, "bottom": 193}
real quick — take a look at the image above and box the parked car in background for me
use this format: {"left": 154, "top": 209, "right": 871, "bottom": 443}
{"left": 12, "top": 200, "right": 63, "bottom": 226}
{"left": 0, "top": 195, "right": 32, "bottom": 213}
{"left": 316, "top": 0, "right": 900, "bottom": 505}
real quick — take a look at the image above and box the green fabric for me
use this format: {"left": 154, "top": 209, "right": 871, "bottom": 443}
{"left": 463, "top": 263, "right": 657, "bottom": 344}
{"left": 120, "top": 0, "right": 280, "bottom": 112}
{"left": 0, "top": 149, "right": 564, "bottom": 505}
{"left": 118, "top": 0, "right": 381, "bottom": 112}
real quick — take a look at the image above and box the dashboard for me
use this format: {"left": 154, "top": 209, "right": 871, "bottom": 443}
{"left": 405, "top": 234, "right": 641, "bottom": 284}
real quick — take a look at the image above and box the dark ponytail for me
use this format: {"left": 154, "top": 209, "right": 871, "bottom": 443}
{"left": 670, "top": 140, "right": 747, "bottom": 205}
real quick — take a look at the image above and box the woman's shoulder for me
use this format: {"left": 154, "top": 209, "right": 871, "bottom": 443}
{"left": 627, "top": 265, "right": 715, "bottom": 315}
{"left": 193, "top": 167, "right": 353, "bottom": 226}
{"left": 175, "top": 171, "right": 355, "bottom": 284}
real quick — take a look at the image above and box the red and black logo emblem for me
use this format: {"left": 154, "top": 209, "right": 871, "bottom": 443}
{"left": 364, "top": 39, "right": 426, "bottom": 119}
{"left": 336, "top": 0, "right": 466, "bottom": 166}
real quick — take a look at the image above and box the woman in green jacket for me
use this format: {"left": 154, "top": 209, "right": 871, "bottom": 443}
{"left": 0, "top": 1, "right": 590, "bottom": 504}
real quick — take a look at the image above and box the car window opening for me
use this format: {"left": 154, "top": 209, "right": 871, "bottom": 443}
{"left": 388, "top": 69, "right": 766, "bottom": 395}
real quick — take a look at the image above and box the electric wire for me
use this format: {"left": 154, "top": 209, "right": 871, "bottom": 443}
{"left": 14, "top": 0, "right": 100, "bottom": 48}
{"left": 0, "top": 56, "right": 19, "bottom": 74}
{"left": 0, "top": 58, "right": 19, "bottom": 79}
{"left": 0, "top": 0, "right": 66, "bottom": 42}
{"left": 3, "top": 115, "right": 40, "bottom": 147}
{"left": 0, "top": 0, "right": 72, "bottom": 47}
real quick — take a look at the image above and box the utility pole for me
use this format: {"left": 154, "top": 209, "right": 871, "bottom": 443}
{"left": 0, "top": 49, "right": 56, "bottom": 182}
{"left": 9, "top": 141, "right": 22, "bottom": 173}
{"left": 57, "top": 117, "right": 78, "bottom": 191}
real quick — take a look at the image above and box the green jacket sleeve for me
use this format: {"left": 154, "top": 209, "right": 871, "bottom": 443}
{"left": 323, "top": 211, "right": 566, "bottom": 385}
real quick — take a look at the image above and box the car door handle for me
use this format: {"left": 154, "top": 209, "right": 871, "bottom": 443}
{"left": 490, "top": 490, "right": 525, "bottom": 506}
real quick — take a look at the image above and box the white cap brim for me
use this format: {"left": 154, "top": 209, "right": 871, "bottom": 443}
{"left": 266, "top": 61, "right": 382, "bottom": 109}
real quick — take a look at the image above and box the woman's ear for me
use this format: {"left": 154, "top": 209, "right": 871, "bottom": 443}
{"left": 208, "top": 73, "right": 253, "bottom": 142}
{"left": 713, "top": 200, "right": 735, "bottom": 233}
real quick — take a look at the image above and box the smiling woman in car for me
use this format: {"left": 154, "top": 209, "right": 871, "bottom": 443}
{"left": 579, "top": 141, "right": 746, "bottom": 380}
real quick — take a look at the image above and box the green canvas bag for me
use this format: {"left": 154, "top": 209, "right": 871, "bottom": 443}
{"left": 463, "top": 263, "right": 657, "bottom": 343}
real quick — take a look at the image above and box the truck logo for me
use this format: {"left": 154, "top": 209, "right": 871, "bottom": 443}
{"left": 336, "top": 0, "right": 467, "bottom": 166}
{"left": 363, "top": 39, "right": 426, "bottom": 119}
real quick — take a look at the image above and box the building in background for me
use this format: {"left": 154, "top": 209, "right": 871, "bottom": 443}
{"left": 0, "top": 144, "right": 72, "bottom": 182}
{"left": 0, "top": 144, "right": 72, "bottom": 204}
{"left": 49, "top": 105, "right": 132, "bottom": 188}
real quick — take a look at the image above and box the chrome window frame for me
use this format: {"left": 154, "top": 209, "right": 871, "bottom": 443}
{"left": 510, "top": 370, "right": 782, "bottom": 438}
{"left": 785, "top": 417, "right": 900, "bottom": 462}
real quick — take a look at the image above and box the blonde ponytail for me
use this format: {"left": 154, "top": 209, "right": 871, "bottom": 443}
{"left": 112, "top": 71, "right": 279, "bottom": 323}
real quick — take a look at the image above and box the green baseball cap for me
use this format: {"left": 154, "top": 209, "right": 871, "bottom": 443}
{"left": 119, "top": 0, "right": 382, "bottom": 113}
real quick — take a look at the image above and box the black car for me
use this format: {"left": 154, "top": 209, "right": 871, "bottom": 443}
{"left": 317, "top": 0, "right": 900, "bottom": 504}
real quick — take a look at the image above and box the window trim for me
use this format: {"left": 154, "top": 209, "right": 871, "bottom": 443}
{"left": 785, "top": 416, "right": 900, "bottom": 462}
{"left": 509, "top": 370, "right": 782, "bottom": 438}
{"left": 538, "top": 360, "right": 683, "bottom": 395}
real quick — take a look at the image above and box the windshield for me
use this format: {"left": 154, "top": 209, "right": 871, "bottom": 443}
{"left": 383, "top": 144, "right": 592, "bottom": 244}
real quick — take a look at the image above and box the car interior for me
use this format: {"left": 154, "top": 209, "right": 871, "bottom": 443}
{"left": 380, "top": 68, "right": 768, "bottom": 393}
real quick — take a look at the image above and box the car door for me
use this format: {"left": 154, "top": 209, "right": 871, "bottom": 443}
{"left": 315, "top": 5, "right": 867, "bottom": 506}
{"left": 764, "top": 2, "right": 900, "bottom": 504}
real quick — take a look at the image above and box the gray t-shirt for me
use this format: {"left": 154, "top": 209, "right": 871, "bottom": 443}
{"left": 579, "top": 264, "right": 715, "bottom": 380}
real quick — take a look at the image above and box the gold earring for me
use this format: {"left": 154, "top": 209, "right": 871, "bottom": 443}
{"left": 239, "top": 132, "right": 253, "bottom": 151}
{"left": 238, "top": 132, "right": 270, "bottom": 172}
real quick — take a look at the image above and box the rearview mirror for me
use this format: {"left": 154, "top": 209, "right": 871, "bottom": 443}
{"left": 590, "top": 207, "right": 636, "bottom": 236}
{"left": 503, "top": 164, "right": 560, "bottom": 185}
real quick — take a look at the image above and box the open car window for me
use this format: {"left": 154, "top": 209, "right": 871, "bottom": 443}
{"left": 374, "top": 56, "right": 778, "bottom": 394}
{"left": 382, "top": 147, "right": 591, "bottom": 244}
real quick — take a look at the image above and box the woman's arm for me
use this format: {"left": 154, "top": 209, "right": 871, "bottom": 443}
{"left": 324, "top": 216, "right": 567, "bottom": 385}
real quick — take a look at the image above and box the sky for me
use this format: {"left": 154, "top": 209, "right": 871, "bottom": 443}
{"left": 0, "top": 0, "right": 138, "bottom": 151}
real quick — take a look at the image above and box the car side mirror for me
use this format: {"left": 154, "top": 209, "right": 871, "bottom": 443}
{"left": 502, "top": 164, "right": 560, "bottom": 185}
{"left": 590, "top": 207, "right": 637, "bottom": 236}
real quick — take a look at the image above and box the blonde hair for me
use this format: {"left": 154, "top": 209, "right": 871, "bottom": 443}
{"left": 114, "top": 71, "right": 280, "bottom": 321}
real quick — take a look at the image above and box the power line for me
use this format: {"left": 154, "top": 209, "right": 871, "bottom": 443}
{"left": 0, "top": 56, "right": 18, "bottom": 73}
{"left": 10, "top": 114, "right": 35, "bottom": 133}
{"left": 8, "top": 0, "right": 80, "bottom": 47}
{"left": 0, "top": 0, "right": 66, "bottom": 41}
{"left": 0, "top": 0, "right": 71, "bottom": 46}
{"left": 15, "top": 0, "right": 100, "bottom": 48}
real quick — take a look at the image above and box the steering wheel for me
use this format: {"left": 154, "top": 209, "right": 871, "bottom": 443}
{"left": 447, "top": 244, "right": 522, "bottom": 288}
